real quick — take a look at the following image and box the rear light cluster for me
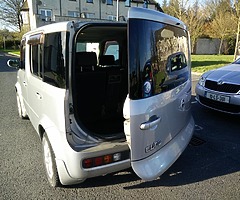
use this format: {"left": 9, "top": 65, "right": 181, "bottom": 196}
{"left": 82, "top": 150, "right": 130, "bottom": 169}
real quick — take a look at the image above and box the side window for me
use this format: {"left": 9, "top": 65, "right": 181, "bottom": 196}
{"left": 28, "top": 33, "right": 43, "bottom": 78}
{"left": 104, "top": 41, "right": 119, "bottom": 61}
{"left": 43, "top": 32, "right": 66, "bottom": 88}
{"left": 68, "top": 11, "right": 80, "bottom": 17}
{"left": 40, "top": 9, "right": 52, "bottom": 21}
{"left": 20, "top": 38, "right": 26, "bottom": 69}
{"left": 31, "top": 44, "right": 43, "bottom": 77}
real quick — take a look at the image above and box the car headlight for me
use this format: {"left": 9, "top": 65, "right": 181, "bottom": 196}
{"left": 198, "top": 76, "right": 206, "bottom": 87}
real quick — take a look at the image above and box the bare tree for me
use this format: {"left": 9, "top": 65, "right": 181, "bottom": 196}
{"left": 0, "top": 0, "right": 24, "bottom": 31}
{"left": 162, "top": 0, "right": 204, "bottom": 53}
{"left": 163, "top": 0, "right": 190, "bottom": 21}
{"left": 234, "top": 0, "right": 240, "bottom": 59}
{"left": 206, "top": 10, "right": 237, "bottom": 54}
{"left": 181, "top": 1, "right": 205, "bottom": 53}
{"left": 204, "top": 0, "right": 232, "bottom": 19}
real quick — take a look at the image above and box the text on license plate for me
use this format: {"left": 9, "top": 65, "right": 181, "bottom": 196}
{"left": 205, "top": 92, "right": 230, "bottom": 103}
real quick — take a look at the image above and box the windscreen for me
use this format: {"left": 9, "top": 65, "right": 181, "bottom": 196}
{"left": 128, "top": 19, "right": 190, "bottom": 99}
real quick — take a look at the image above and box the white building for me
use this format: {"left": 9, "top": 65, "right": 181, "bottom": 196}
{"left": 21, "top": 0, "right": 161, "bottom": 30}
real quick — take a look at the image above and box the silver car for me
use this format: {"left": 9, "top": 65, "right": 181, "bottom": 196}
{"left": 8, "top": 7, "right": 194, "bottom": 187}
{"left": 195, "top": 58, "right": 240, "bottom": 114}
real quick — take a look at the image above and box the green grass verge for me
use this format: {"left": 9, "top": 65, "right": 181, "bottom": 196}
{"left": 191, "top": 55, "right": 234, "bottom": 73}
{"left": 0, "top": 49, "right": 20, "bottom": 55}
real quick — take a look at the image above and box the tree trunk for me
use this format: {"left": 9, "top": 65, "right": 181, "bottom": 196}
{"left": 218, "top": 38, "right": 223, "bottom": 55}
{"left": 234, "top": 18, "right": 240, "bottom": 60}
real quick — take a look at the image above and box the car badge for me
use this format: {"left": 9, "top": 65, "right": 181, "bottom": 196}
{"left": 217, "top": 80, "right": 224, "bottom": 85}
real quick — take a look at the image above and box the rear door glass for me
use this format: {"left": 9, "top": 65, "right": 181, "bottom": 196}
{"left": 128, "top": 19, "right": 189, "bottom": 99}
{"left": 104, "top": 41, "right": 119, "bottom": 61}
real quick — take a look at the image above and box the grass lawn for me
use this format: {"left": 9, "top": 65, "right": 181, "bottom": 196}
{"left": 0, "top": 49, "right": 20, "bottom": 56}
{"left": 191, "top": 54, "right": 234, "bottom": 73}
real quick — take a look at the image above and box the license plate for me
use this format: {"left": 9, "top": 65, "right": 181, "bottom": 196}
{"left": 205, "top": 92, "right": 230, "bottom": 103}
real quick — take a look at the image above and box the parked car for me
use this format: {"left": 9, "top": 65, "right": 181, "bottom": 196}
{"left": 7, "top": 7, "right": 194, "bottom": 187}
{"left": 195, "top": 58, "right": 240, "bottom": 114}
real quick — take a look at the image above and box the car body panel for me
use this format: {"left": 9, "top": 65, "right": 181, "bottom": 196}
{"left": 204, "top": 64, "right": 240, "bottom": 85}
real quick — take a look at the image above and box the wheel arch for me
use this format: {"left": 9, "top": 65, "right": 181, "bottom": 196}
{"left": 38, "top": 119, "right": 75, "bottom": 186}
{"left": 38, "top": 125, "right": 45, "bottom": 140}
{"left": 37, "top": 116, "right": 67, "bottom": 160}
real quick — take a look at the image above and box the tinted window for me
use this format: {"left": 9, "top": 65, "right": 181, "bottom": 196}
{"left": 129, "top": 19, "right": 190, "bottom": 99}
{"left": 43, "top": 32, "right": 67, "bottom": 88}
{"left": 30, "top": 44, "right": 43, "bottom": 78}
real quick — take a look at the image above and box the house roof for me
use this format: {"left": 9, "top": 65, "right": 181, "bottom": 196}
{"left": 21, "top": 0, "right": 29, "bottom": 11}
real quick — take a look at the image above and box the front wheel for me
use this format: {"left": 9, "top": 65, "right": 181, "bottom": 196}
{"left": 42, "top": 133, "right": 60, "bottom": 187}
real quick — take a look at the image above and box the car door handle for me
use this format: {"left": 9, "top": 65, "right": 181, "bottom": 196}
{"left": 140, "top": 116, "right": 161, "bottom": 130}
{"left": 35, "top": 92, "right": 42, "bottom": 100}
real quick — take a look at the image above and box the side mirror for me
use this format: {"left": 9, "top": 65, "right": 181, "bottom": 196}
{"left": 7, "top": 59, "right": 20, "bottom": 69}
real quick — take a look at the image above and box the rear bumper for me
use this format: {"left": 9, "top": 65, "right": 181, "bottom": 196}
{"left": 56, "top": 141, "right": 130, "bottom": 186}
{"left": 131, "top": 116, "right": 194, "bottom": 181}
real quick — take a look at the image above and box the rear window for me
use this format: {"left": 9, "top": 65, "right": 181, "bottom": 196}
{"left": 128, "top": 19, "right": 190, "bottom": 99}
{"left": 104, "top": 41, "right": 119, "bottom": 62}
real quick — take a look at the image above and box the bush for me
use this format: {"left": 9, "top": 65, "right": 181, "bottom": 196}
{"left": 0, "top": 39, "right": 20, "bottom": 49}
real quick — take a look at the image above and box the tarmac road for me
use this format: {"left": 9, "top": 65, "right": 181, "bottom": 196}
{"left": 0, "top": 52, "right": 240, "bottom": 199}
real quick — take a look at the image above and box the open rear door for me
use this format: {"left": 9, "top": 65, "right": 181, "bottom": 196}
{"left": 123, "top": 7, "right": 194, "bottom": 181}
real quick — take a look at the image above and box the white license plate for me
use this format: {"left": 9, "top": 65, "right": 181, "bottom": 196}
{"left": 205, "top": 92, "right": 230, "bottom": 103}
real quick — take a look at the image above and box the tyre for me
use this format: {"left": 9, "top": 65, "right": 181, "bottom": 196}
{"left": 16, "top": 93, "right": 28, "bottom": 119}
{"left": 42, "top": 133, "right": 60, "bottom": 187}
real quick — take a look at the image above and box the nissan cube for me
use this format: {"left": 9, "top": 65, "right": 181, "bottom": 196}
{"left": 8, "top": 7, "right": 194, "bottom": 187}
